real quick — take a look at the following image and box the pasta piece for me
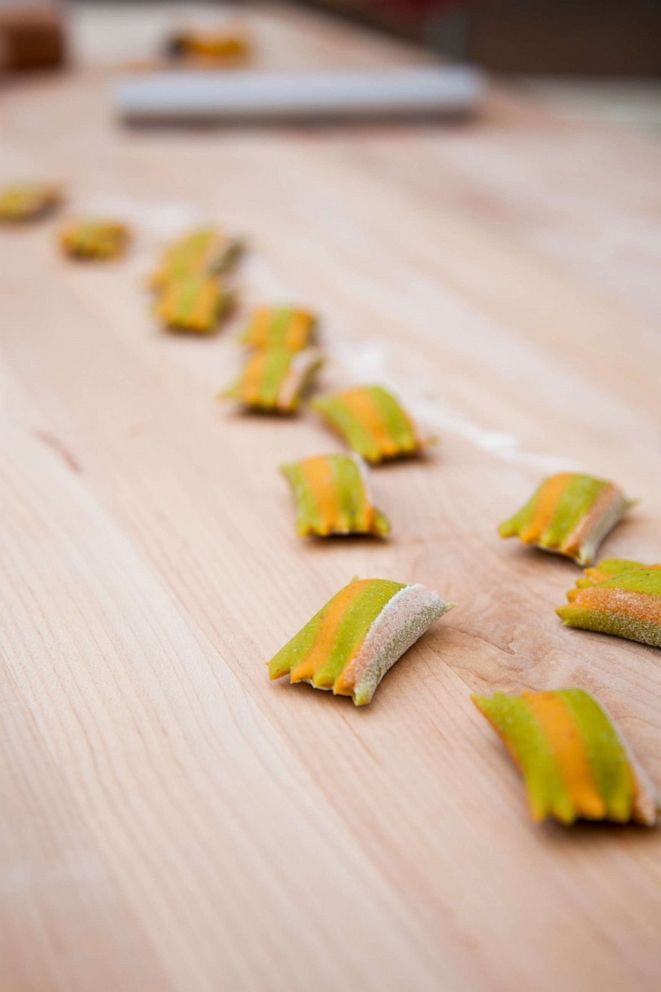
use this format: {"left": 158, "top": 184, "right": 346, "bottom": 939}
{"left": 269, "top": 577, "right": 452, "bottom": 705}
{"left": 472, "top": 689, "right": 657, "bottom": 826}
{"left": 151, "top": 227, "right": 242, "bottom": 291}
{"left": 0, "top": 183, "right": 61, "bottom": 222}
{"left": 557, "top": 559, "right": 661, "bottom": 648}
{"left": 575, "top": 558, "right": 661, "bottom": 588}
{"left": 165, "top": 29, "right": 250, "bottom": 64}
{"left": 223, "top": 347, "right": 322, "bottom": 414}
{"left": 155, "top": 275, "right": 233, "bottom": 334}
{"left": 240, "top": 306, "right": 316, "bottom": 353}
{"left": 59, "top": 219, "right": 129, "bottom": 260}
{"left": 312, "top": 385, "right": 426, "bottom": 464}
{"left": 281, "top": 453, "right": 390, "bottom": 538}
{"left": 498, "top": 472, "right": 633, "bottom": 565}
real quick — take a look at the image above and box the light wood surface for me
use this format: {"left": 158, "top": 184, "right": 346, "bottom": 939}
{"left": 2, "top": 4, "right": 661, "bottom": 991}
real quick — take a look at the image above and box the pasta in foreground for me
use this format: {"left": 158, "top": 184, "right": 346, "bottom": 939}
{"left": 473, "top": 689, "right": 656, "bottom": 826}
{"left": 269, "top": 577, "right": 452, "bottom": 706}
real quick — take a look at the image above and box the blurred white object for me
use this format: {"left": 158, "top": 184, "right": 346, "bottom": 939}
{"left": 114, "top": 66, "right": 485, "bottom": 123}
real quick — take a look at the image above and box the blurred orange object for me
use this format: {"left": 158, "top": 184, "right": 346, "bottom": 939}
{"left": 0, "top": 182, "right": 62, "bottom": 223}
{"left": 0, "top": 3, "right": 66, "bottom": 72}
{"left": 164, "top": 28, "right": 250, "bottom": 67}
{"left": 59, "top": 219, "right": 129, "bottom": 261}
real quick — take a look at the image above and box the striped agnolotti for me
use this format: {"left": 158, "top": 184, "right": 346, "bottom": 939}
{"left": 268, "top": 578, "right": 453, "bottom": 706}
{"left": 0, "top": 182, "right": 62, "bottom": 222}
{"left": 59, "top": 219, "right": 130, "bottom": 260}
{"left": 223, "top": 346, "right": 323, "bottom": 414}
{"left": 239, "top": 306, "right": 317, "bottom": 353}
{"left": 498, "top": 472, "right": 634, "bottom": 565}
{"left": 472, "top": 689, "right": 657, "bottom": 826}
{"left": 312, "top": 385, "right": 429, "bottom": 464}
{"left": 281, "top": 453, "right": 390, "bottom": 538}
{"left": 150, "top": 226, "right": 243, "bottom": 291}
{"left": 155, "top": 275, "right": 234, "bottom": 334}
{"left": 557, "top": 559, "right": 661, "bottom": 648}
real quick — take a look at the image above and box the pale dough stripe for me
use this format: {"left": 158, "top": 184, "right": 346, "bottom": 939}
{"left": 561, "top": 484, "right": 620, "bottom": 557}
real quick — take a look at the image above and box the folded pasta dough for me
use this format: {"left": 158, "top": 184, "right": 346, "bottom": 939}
{"left": 557, "top": 559, "right": 661, "bottom": 648}
{"left": 313, "top": 385, "right": 428, "bottom": 464}
{"left": 240, "top": 306, "right": 316, "bottom": 353}
{"left": 473, "top": 689, "right": 657, "bottom": 826}
{"left": 223, "top": 347, "right": 322, "bottom": 414}
{"left": 281, "top": 453, "right": 390, "bottom": 538}
{"left": 269, "top": 577, "right": 452, "bottom": 705}
{"left": 59, "top": 219, "right": 129, "bottom": 260}
{"left": 498, "top": 472, "right": 632, "bottom": 565}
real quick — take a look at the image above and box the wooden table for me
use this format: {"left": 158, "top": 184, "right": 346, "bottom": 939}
{"left": 2, "top": 4, "right": 661, "bottom": 990}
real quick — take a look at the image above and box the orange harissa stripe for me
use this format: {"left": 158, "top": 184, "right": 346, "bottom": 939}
{"left": 340, "top": 389, "right": 398, "bottom": 458}
{"left": 572, "top": 587, "right": 661, "bottom": 626}
{"left": 241, "top": 351, "right": 267, "bottom": 404}
{"left": 523, "top": 691, "right": 605, "bottom": 819}
{"left": 301, "top": 457, "right": 339, "bottom": 533}
{"left": 285, "top": 312, "right": 309, "bottom": 351}
{"left": 157, "top": 284, "right": 174, "bottom": 315}
{"left": 290, "top": 580, "right": 369, "bottom": 684}
{"left": 249, "top": 308, "right": 271, "bottom": 347}
{"left": 519, "top": 472, "right": 573, "bottom": 544}
{"left": 191, "top": 282, "right": 216, "bottom": 325}
{"left": 562, "top": 484, "right": 618, "bottom": 556}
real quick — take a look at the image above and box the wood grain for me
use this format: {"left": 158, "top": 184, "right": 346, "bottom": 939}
{"left": 1, "top": 4, "right": 661, "bottom": 990}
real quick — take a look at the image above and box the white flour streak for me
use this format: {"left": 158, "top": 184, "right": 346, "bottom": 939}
{"left": 414, "top": 398, "right": 580, "bottom": 473}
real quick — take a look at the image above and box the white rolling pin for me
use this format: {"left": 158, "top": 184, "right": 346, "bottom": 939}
{"left": 114, "top": 66, "right": 485, "bottom": 124}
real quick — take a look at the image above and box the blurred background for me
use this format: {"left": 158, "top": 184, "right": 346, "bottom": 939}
{"left": 300, "top": 0, "right": 661, "bottom": 75}
{"left": 1, "top": 1, "right": 660, "bottom": 133}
